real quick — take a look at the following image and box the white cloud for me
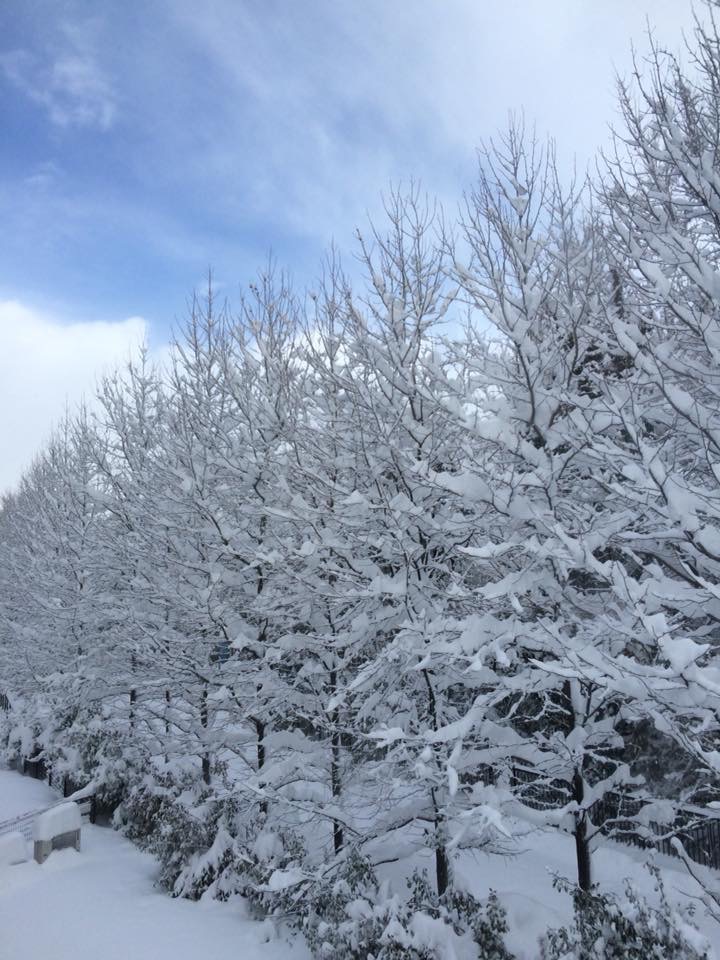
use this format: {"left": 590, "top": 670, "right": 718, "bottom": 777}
{"left": 0, "top": 20, "right": 116, "bottom": 130}
{"left": 0, "top": 301, "right": 147, "bottom": 494}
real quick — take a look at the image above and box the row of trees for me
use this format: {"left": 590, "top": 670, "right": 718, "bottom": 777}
{"left": 2, "top": 5, "right": 720, "bottom": 949}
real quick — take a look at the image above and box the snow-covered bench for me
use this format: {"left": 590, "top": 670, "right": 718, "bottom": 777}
{"left": 33, "top": 802, "right": 81, "bottom": 864}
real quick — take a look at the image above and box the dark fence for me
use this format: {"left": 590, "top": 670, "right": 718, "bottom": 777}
{"left": 23, "top": 754, "right": 48, "bottom": 780}
{"left": 11, "top": 745, "right": 97, "bottom": 824}
{"left": 0, "top": 744, "right": 97, "bottom": 840}
{"left": 470, "top": 763, "right": 720, "bottom": 871}
{"left": 673, "top": 815, "right": 720, "bottom": 870}
{"left": 588, "top": 791, "right": 720, "bottom": 871}
{"left": 7, "top": 741, "right": 720, "bottom": 871}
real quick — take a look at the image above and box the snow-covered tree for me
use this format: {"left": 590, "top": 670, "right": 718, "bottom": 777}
{"left": 309, "top": 190, "right": 487, "bottom": 895}
{"left": 422, "top": 125, "right": 662, "bottom": 891}
{"left": 592, "top": 0, "right": 720, "bottom": 820}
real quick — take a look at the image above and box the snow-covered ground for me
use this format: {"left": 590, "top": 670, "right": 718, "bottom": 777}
{"left": 0, "top": 768, "right": 62, "bottom": 820}
{"left": 452, "top": 832, "right": 720, "bottom": 957}
{"left": 0, "top": 769, "right": 308, "bottom": 960}
{"left": 370, "top": 826, "right": 720, "bottom": 957}
{"left": 0, "top": 768, "right": 718, "bottom": 959}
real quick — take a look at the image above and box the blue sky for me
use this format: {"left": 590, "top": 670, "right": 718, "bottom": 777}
{"left": 0, "top": 0, "right": 697, "bottom": 488}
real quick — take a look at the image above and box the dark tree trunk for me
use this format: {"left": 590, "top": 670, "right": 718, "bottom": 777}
{"left": 201, "top": 687, "right": 210, "bottom": 785}
{"left": 129, "top": 653, "right": 137, "bottom": 730}
{"left": 331, "top": 725, "right": 343, "bottom": 854}
{"left": 254, "top": 717, "right": 267, "bottom": 816}
{"left": 256, "top": 718, "right": 266, "bottom": 771}
{"left": 422, "top": 669, "right": 450, "bottom": 896}
{"left": 435, "top": 843, "right": 449, "bottom": 897}
{"left": 572, "top": 768, "right": 592, "bottom": 891}
{"left": 329, "top": 666, "right": 344, "bottom": 854}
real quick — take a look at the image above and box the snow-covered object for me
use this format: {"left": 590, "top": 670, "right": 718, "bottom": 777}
{"left": 33, "top": 803, "right": 81, "bottom": 842}
{"left": 0, "top": 831, "right": 27, "bottom": 866}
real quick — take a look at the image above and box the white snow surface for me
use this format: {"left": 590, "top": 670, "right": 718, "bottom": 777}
{"left": 449, "top": 834, "right": 720, "bottom": 958}
{"left": 0, "top": 832, "right": 26, "bottom": 866}
{"left": 1, "top": 769, "right": 718, "bottom": 959}
{"left": 33, "top": 801, "right": 81, "bottom": 841}
{"left": 0, "top": 770, "right": 309, "bottom": 960}
{"left": 0, "top": 768, "right": 61, "bottom": 819}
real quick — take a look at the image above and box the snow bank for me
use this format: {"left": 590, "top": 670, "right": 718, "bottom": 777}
{"left": 33, "top": 803, "right": 81, "bottom": 842}
{"left": 0, "top": 831, "right": 27, "bottom": 866}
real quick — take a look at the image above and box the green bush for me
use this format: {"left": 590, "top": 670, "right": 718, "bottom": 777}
{"left": 540, "top": 867, "right": 710, "bottom": 960}
{"left": 303, "top": 853, "right": 515, "bottom": 960}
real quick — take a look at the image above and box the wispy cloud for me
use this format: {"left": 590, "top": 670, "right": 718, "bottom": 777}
{"left": 0, "top": 20, "right": 116, "bottom": 130}
{"left": 159, "top": 0, "right": 697, "bottom": 248}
